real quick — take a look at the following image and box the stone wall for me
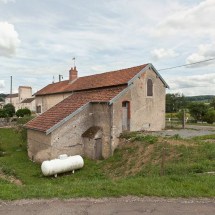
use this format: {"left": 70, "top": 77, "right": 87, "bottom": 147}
{"left": 92, "top": 103, "right": 111, "bottom": 158}
{"left": 27, "top": 129, "right": 52, "bottom": 163}
{"left": 0, "top": 118, "right": 16, "bottom": 127}
{"left": 111, "top": 68, "right": 166, "bottom": 152}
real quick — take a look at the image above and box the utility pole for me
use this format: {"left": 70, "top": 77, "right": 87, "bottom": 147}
{"left": 160, "top": 141, "right": 167, "bottom": 177}
{"left": 182, "top": 109, "right": 185, "bottom": 129}
{"left": 10, "top": 76, "right": 12, "bottom": 104}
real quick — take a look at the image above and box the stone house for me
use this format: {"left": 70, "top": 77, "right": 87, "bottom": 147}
{"left": 24, "top": 63, "right": 169, "bottom": 163}
{"left": 5, "top": 86, "right": 35, "bottom": 112}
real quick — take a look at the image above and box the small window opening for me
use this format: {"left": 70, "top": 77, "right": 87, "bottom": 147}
{"left": 147, "top": 79, "right": 153, "bottom": 96}
{"left": 36, "top": 105, "right": 41, "bottom": 113}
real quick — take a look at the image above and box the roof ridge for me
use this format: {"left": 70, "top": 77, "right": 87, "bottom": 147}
{"left": 78, "top": 64, "right": 149, "bottom": 78}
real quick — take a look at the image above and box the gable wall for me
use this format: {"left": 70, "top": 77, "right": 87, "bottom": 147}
{"left": 19, "top": 87, "right": 32, "bottom": 103}
{"left": 27, "top": 129, "right": 52, "bottom": 163}
{"left": 111, "top": 68, "right": 166, "bottom": 152}
{"left": 36, "top": 92, "right": 72, "bottom": 113}
{"left": 50, "top": 104, "right": 93, "bottom": 159}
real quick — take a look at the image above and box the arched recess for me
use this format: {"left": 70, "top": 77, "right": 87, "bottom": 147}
{"left": 147, "top": 79, "right": 153, "bottom": 96}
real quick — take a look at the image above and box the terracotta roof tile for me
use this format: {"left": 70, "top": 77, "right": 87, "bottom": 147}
{"left": 35, "top": 64, "right": 148, "bottom": 95}
{"left": 19, "top": 86, "right": 32, "bottom": 89}
{"left": 25, "top": 85, "right": 126, "bottom": 132}
{"left": 6, "top": 93, "right": 18, "bottom": 98}
{"left": 21, "top": 98, "right": 35, "bottom": 103}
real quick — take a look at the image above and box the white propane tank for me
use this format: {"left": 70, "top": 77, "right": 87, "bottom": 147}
{"left": 41, "top": 155, "right": 84, "bottom": 176}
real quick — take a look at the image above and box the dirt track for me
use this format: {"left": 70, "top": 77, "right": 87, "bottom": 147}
{"left": 1, "top": 196, "right": 215, "bottom": 215}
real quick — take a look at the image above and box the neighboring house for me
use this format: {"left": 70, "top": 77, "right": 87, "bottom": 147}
{"left": 5, "top": 86, "right": 35, "bottom": 111}
{"left": 20, "top": 98, "right": 36, "bottom": 112}
{"left": 25, "top": 63, "right": 169, "bottom": 163}
{"left": 5, "top": 93, "right": 19, "bottom": 108}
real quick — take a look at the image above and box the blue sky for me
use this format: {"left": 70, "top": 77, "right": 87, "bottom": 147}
{"left": 0, "top": 0, "right": 215, "bottom": 96}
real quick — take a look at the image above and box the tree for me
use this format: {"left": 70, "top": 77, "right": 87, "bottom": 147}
{"left": 166, "top": 93, "right": 188, "bottom": 113}
{"left": 210, "top": 97, "right": 215, "bottom": 110}
{"left": 204, "top": 110, "right": 215, "bottom": 124}
{"left": 0, "top": 109, "right": 7, "bottom": 118}
{"left": 188, "top": 102, "right": 209, "bottom": 123}
{"left": 16, "top": 108, "right": 31, "bottom": 117}
{"left": 3, "top": 103, "right": 15, "bottom": 117}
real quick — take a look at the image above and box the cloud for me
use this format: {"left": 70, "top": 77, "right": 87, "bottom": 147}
{"left": 151, "top": 48, "right": 178, "bottom": 61}
{"left": 167, "top": 73, "right": 215, "bottom": 89}
{"left": 0, "top": 22, "right": 20, "bottom": 57}
{"left": 153, "top": 0, "right": 215, "bottom": 38}
{"left": 0, "top": 80, "right": 5, "bottom": 88}
{"left": 186, "top": 43, "right": 215, "bottom": 67}
{"left": 0, "top": 0, "right": 15, "bottom": 3}
{"left": 166, "top": 73, "right": 215, "bottom": 96}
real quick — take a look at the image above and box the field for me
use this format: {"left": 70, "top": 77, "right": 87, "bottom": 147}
{"left": 0, "top": 128, "right": 215, "bottom": 200}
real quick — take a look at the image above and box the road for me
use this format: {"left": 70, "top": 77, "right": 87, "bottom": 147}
{"left": 1, "top": 196, "right": 215, "bottom": 215}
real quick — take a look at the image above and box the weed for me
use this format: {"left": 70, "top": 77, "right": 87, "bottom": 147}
{"left": 169, "top": 134, "right": 182, "bottom": 140}
{"left": 120, "top": 132, "right": 139, "bottom": 139}
{"left": 131, "top": 135, "right": 158, "bottom": 145}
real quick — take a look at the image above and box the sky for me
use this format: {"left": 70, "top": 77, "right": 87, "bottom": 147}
{"left": 0, "top": 0, "right": 215, "bottom": 96}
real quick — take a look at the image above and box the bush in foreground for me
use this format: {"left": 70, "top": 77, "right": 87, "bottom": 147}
{"left": 2, "top": 103, "right": 15, "bottom": 117}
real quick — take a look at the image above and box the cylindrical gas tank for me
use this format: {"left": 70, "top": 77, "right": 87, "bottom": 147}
{"left": 41, "top": 155, "right": 84, "bottom": 176}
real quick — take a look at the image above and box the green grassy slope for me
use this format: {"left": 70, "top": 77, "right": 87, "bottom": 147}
{"left": 0, "top": 128, "right": 215, "bottom": 200}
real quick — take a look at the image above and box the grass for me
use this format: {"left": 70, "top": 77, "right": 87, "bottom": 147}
{"left": 0, "top": 128, "right": 215, "bottom": 200}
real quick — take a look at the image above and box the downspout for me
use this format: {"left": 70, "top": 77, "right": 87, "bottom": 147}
{"left": 109, "top": 104, "right": 113, "bottom": 156}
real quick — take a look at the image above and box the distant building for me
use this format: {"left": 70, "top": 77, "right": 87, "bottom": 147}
{"left": 5, "top": 86, "right": 35, "bottom": 112}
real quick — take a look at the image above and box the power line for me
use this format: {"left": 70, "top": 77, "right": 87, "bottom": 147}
{"left": 157, "top": 57, "right": 215, "bottom": 71}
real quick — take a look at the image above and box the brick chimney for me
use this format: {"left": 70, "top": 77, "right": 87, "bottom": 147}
{"left": 69, "top": 66, "right": 78, "bottom": 82}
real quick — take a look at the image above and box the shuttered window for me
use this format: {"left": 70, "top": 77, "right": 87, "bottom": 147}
{"left": 36, "top": 105, "right": 41, "bottom": 113}
{"left": 147, "top": 79, "right": 153, "bottom": 96}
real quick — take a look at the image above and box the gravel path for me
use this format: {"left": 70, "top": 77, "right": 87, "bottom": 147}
{"left": 143, "top": 124, "right": 215, "bottom": 139}
{"left": 149, "top": 129, "right": 215, "bottom": 139}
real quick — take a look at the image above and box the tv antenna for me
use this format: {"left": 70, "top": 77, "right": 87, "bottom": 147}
{"left": 72, "top": 57, "right": 75, "bottom": 67}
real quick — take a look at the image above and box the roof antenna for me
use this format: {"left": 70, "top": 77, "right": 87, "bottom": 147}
{"left": 52, "top": 76, "right": 55, "bottom": 84}
{"left": 59, "top": 74, "right": 63, "bottom": 82}
{"left": 72, "top": 57, "right": 75, "bottom": 67}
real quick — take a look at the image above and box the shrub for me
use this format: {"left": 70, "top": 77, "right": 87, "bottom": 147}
{"left": 204, "top": 110, "right": 215, "bottom": 124}
{"left": 14, "top": 115, "right": 35, "bottom": 142}
{"left": 3, "top": 103, "right": 15, "bottom": 117}
{"left": 188, "top": 102, "right": 209, "bottom": 122}
{"left": 0, "top": 109, "right": 7, "bottom": 118}
{"left": 16, "top": 108, "right": 31, "bottom": 117}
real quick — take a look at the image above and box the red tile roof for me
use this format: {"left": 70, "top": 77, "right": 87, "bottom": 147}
{"left": 6, "top": 93, "right": 18, "bottom": 98}
{"left": 25, "top": 85, "right": 126, "bottom": 132}
{"left": 35, "top": 64, "right": 148, "bottom": 95}
{"left": 21, "top": 98, "right": 35, "bottom": 103}
{"left": 19, "top": 86, "right": 32, "bottom": 89}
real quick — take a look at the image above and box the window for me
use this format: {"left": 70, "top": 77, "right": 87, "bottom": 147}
{"left": 147, "top": 79, "right": 153, "bottom": 96}
{"left": 36, "top": 105, "right": 41, "bottom": 113}
{"left": 122, "top": 101, "right": 127, "bottom": 107}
